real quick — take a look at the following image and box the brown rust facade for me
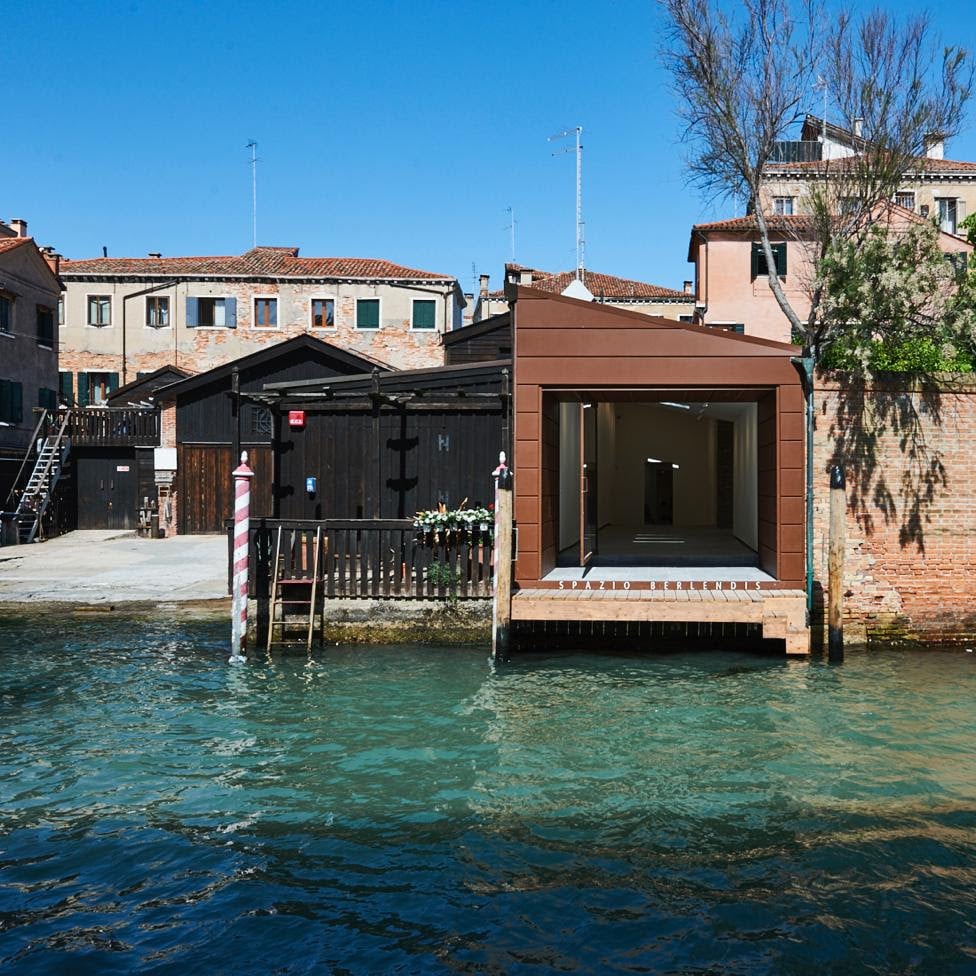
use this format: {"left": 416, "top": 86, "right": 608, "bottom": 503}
{"left": 509, "top": 286, "right": 806, "bottom": 590}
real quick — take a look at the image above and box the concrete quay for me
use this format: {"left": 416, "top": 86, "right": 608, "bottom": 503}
{"left": 0, "top": 531, "right": 228, "bottom": 608}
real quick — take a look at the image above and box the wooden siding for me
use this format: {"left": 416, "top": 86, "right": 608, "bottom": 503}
{"left": 443, "top": 316, "right": 512, "bottom": 365}
{"left": 276, "top": 406, "right": 506, "bottom": 521}
{"left": 511, "top": 287, "right": 805, "bottom": 588}
{"left": 178, "top": 444, "right": 273, "bottom": 534}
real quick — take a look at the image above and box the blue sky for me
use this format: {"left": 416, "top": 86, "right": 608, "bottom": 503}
{"left": 6, "top": 0, "right": 976, "bottom": 295}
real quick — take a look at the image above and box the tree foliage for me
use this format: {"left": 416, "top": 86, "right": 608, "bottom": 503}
{"left": 659, "top": 0, "right": 973, "bottom": 365}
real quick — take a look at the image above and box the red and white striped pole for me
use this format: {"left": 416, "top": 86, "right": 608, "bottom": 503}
{"left": 230, "top": 451, "right": 254, "bottom": 664}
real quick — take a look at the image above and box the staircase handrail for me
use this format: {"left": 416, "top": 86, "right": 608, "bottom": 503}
{"left": 3, "top": 409, "right": 49, "bottom": 511}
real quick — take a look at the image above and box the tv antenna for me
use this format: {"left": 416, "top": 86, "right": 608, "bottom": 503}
{"left": 549, "top": 126, "right": 584, "bottom": 282}
{"left": 505, "top": 206, "right": 517, "bottom": 263}
{"left": 246, "top": 140, "right": 258, "bottom": 247}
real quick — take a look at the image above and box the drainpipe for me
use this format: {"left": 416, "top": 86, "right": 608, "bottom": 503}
{"left": 791, "top": 355, "right": 815, "bottom": 620}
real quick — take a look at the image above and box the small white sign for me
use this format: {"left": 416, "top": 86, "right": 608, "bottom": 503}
{"left": 116, "top": 465, "right": 130, "bottom": 472}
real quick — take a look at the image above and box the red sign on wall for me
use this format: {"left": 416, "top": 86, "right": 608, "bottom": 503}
{"left": 288, "top": 410, "right": 306, "bottom": 429}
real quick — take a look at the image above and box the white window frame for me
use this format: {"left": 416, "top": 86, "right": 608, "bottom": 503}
{"left": 145, "top": 294, "right": 171, "bottom": 329}
{"left": 936, "top": 197, "right": 958, "bottom": 235}
{"left": 773, "top": 196, "right": 794, "bottom": 216}
{"left": 410, "top": 297, "right": 438, "bottom": 331}
{"left": 86, "top": 293, "right": 113, "bottom": 328}
{"left": 194, "top": 295, "right": 230, "bottom": 329}
{"left": 355, "top": 296, "right": 382, "bottom": 331}
{"left": 252, "top": 294, "right": 279, "bottom": 330}
{"left": 894, "top": 191, "right": 916, "bottom": 211}
{"left": 309, "top": 295, "right": 337, "bottom": 330}
{"left": 0, "top": 291, "right": 14, "bottom": 338}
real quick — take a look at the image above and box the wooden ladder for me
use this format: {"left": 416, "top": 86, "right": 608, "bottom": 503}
{"left": 266, "top": 525, "right": 327, "bottom": 653}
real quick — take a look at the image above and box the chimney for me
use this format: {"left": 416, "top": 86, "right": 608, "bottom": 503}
{"left": 479, "top": 273, "right": 490, "bottom": 299}
{"left": 852, "top": 117, "right": 863, "bottom": 139}
{"left": 924, "top": 133, "right": 945, "bottom": 160}
{"left": 148, "top": 252, "right": 162, "bottom": 258}
{"left": 42, "top": 250, "right": 61, "bottom": 276}
{"left": 10, "top": 218, "right": 27, "bottom": 238}
{"left": 683, "top": 280, "right": 693, "bottom": 295}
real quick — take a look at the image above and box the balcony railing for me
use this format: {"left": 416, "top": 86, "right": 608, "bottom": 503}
{"left": 769, "top": 141, "right": 823, "bottom": 164}
{"left": 48, "top": 408, "right": 159, "bottom": 447}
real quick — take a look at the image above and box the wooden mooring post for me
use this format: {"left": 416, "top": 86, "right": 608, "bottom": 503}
{"left": 230, "top": 451, "right": 254, "bottom": 664}
{"left": 492, "top": 452, "right": 514, "bottom": 662}
{"left": 828, "top": 465, "right": 845, "bottom": 662}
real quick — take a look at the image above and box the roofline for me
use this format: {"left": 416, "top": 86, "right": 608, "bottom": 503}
{"left": 58, "top": 270, "right": 458, "bottom": 285}
{"left": 0, "top": 237, "right": 64, "bottom": 291}
{"left": 107, "top": 364, "right": 191, "bottom": 400}
{"left": 508, "top": 284, "right": 802, "bottom": 353}
{"left": 442, "top": 312, "right": 511, "bottom": 345}
{"left": 262, "top": 358, "right": 511, "bottom": 393}
{"left": 155, "top": 334, "right": 391, "bottom": 400}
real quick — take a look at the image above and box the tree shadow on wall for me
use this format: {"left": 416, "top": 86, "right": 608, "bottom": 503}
{"left": 825, "top": 372, "right": 957, "bottom": 554}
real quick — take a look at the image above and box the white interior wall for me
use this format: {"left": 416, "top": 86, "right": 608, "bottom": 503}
{"left": 611, "top": 404, "right": 717, "bottom": 526}
{"left": 597, "top": 402, "right": 615, "bottom": 527}
{"left": 558, "top": 401, "right": 580, "bottom": 551}
{"left": 733, "top": 403, "right": 758, "bottom": 550}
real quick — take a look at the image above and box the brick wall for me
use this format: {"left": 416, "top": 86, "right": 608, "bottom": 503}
{"left": 813, "top": 374, "right": 976, "bottom": 643}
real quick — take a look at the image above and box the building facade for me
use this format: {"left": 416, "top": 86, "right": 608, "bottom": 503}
{"left": 57, "top": 247, "right": 466, "bottom": 404}
{"left": 472, "top": 264, "right": 696, "bottom": 322}
{"left": 0, "top": 219, "right": 63, "bottom": 502}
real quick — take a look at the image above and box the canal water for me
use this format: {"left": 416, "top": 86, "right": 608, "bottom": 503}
{"left": 1, "top": 616, "right": 975, "bottom": 974}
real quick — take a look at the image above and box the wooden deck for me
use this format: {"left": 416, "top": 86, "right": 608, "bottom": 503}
{"left": 512, "top": 587, "right": 809, "bottom": 655}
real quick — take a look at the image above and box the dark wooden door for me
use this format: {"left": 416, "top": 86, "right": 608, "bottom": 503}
{"left": 75, "top": 452, "right": 137, "bottom": 530}
{"left": 178, "top": 444, "right": 273, "bottom": 534}
{"left": 580, "top": 402, "right": 598, "bottom": 566}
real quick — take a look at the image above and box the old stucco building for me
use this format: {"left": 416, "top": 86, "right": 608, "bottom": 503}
{"left": 472, "top": 263, "right": 696, "bottom": 323}
{"left": 0, "top": 218, "right": 62, "bottom": 501}
{"left": 57, "top": 247, "right": 466, "bottom": 403}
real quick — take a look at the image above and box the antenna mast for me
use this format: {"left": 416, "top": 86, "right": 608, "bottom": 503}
{"left": 506, "top": 206, "right": 517, "bottom": 263}
{"left": 246, "top": 140, "right": 258, "bottom": 247}
{"left": 549, "top": 126, "right": 584, "bottom": 281}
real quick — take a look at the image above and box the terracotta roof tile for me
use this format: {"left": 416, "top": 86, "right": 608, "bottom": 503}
{"left": 692, "top": 215, "right": 817, "bottom": 233}
{"left": 0, "top": 237, "right": 31, "bottom": 255}
{"left": 508, "top": 267, "right": 688, "bottom": 300}
{"left": 766, "top": 156, "right": 976, "bottom": 175}
{"left": 61, "top": 246, "right": 454, "bottom": 281}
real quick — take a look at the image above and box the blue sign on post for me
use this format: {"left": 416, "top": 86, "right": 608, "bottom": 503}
{"left": 306, "top": 477, "right": 317, "bottom": 494}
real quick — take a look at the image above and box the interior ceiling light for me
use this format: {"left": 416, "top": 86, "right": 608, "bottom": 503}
{"left": 672, "top": 463, "right": 680, "bottom": 469}
{"left": 660, "top": 401, "right": 691, "bottom": 410}
{"left": 646, "top": 457, "right": 661, "bottom": 463}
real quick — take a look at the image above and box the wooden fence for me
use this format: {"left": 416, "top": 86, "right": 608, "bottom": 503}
{"left": 49, "top": 408, "right": 159, "bottom": 447}
{"left": 228, "top": 518, "right": 494, "bottom": 600}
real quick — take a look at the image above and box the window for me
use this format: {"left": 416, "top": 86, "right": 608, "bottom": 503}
{"left": 0, "top": 293, "right": 11, "bottom": 335}
{"left": 254, "top": 297, "right": 278, "bottom": 328}
{"left": 249, "top": 405, "right": 273, "bottom": 437}
{"left": 0, "top": 379, "right": 23, "bottom": 424}
{"left": 773, "top": 196, "right": 794, "bottom": 216}
{"left": 38, "top": 387, "right": 58, "bottom": 412}
{"left": 186, "top": 296, "right": 237, "bottom": 328}
{"left": 945, "top": 252, "right": 970, "bottom": 282}
{"left": 87, "top": 295, "right": 111, "bottom": 327}
{"left": 77, "top": 371, "right": 119, "bottom": 406}
{"left": 840, "top": 197, "right": 863, "bottom": 216}
{"left": 751, "top": 242, "right": 787, "bottom": 278}
{"left": 57, "top": 296, "right": 64, "bottom": 326}
{"left": 356, "top": 298, "right": 380, "bottom": 329}
{"left": 146, "top": 295, "right": 170, "bottom": 328}
{"left": 937, "top": 198, "right": 958, "bottom": 235}
{"left": 36, "top": 306, "right": 54, "bottom": 347}
{"left": 59, "top": 371, "right": 73, "bottom": 404}
{"left": 895, "top": 191, "right": 916, "bottom": 211}
{"left": 678, "top": 314, "right": 694, "bottom": 322}
{"left": 412, "top": 299, "right": 436, "bottom": 330}
{"left": 311, "top": 297, "right": 335, "bottom": 329}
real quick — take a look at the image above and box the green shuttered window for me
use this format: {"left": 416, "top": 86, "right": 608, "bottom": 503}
{"left": 37, "top": 306, "right": 55, "bottom": 346}
{"left": 0, "top": 379, "right": 23, "bottom": 424}
{"left": 751, "top": 242, "right": 787, "bottom": 279}
{"left": 59, "top": 372, "right": 73, "bottom": 403}
{"left": 356, "top": 298, "right": 380, "bottom": 330}
{"left": 412, "top": 299, "right": 436, "bottom": 330}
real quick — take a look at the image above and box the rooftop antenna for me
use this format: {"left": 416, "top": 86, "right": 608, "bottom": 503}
{"left": 505, "top": 206, "right": 517, "bottom": 263}
{"left": 549, "top": 126, "right": 584, "bottom": 282}
{"left": 246, "top": 140, "right": 258, "bottom": 247}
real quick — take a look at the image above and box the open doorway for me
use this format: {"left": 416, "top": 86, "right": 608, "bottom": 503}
{"left": 555, "top": 394, "right": 762, "bottom": 572}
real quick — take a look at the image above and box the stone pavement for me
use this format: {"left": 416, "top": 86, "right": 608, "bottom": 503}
{"left": 0, "top": 531, "right": 228, "bottom": 604}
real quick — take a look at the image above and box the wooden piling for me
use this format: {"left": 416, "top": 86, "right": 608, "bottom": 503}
{"left": 828, "top": 465, "right": 845, "bottom": 662}
{"left": 492, "top": 453, "right": 514, "bottom": 661}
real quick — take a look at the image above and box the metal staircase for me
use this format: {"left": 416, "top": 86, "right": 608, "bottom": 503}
{"left": 11, "top": 411, "right": 71, "bottom": 544}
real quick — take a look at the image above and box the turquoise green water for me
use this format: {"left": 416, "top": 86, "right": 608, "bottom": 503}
{"left": 1, "top": 617, "right": 975, "bottom": 974}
